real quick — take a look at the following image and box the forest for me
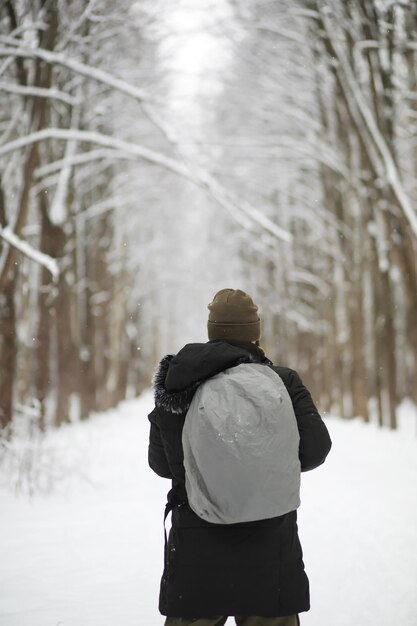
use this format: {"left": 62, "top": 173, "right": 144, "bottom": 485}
{"left": 1, "top": 0, "right": 416, "bottom": 436}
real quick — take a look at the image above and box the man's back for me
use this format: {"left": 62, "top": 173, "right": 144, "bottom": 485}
{"left": 148, "top": 289, "right": 331, "bottom": 624}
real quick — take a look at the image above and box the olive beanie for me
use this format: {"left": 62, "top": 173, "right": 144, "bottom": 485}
{"left": 207, "top": 288, "right": 261, "bottom": 342}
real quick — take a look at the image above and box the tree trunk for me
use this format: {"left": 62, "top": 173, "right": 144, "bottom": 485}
{"left": 55, "top": 248, "right": 79, "bottom": 426}
{"left": 35, "top": 208, "right": 56, "bottom": 430}
{"left": 0, "top": 279, "right": 16, "bottom": 429}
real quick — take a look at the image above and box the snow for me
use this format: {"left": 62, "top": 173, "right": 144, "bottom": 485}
{"left": 1, "top": 392, "right": 417, "bottom": 626}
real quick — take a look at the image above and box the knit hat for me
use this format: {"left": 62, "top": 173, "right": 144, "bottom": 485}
{"left": 207, "top": 288, "right": 261, "bottom": 342}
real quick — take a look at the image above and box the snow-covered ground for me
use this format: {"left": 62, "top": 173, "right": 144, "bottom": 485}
{"left": 1, "top": 392, "right": 417, "bottom": 626}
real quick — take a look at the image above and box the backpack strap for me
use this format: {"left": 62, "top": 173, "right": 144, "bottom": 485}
{"left": 163, "top": 500, "right": 186, "bottom": 566}
{"left": 163, "top": 501, "right": 173, "bottom": 566}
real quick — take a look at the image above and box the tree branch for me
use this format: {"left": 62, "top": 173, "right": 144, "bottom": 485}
{"left": 0, "top": 80, "right": 79, "bottom": 105}
{"left": 318, "top": 7, "right": 417, "bottom": 237}
{"left": 0, "top": 225, "right": 59, "bottom": 280}
{"left": 34, "top": 148, "right": 126, "bottom": 178}
{"left": 0, "top": 127, "right": 292, "bottom": 242}
{"left": 0, "top": 43, "right": 155, "bottom": 103}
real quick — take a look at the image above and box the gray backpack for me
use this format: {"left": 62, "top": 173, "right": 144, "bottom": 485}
{"left": 182, "top": 363, "right": 301, "bottom": 524}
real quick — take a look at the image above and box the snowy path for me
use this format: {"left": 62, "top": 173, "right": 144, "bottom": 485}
{"left": 1, "top": 392, "right": 417, "bottom": 626}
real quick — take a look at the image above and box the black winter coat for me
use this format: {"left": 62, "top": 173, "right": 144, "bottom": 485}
{"left": 148, "top": 339, "right": 332, "bottom": 618}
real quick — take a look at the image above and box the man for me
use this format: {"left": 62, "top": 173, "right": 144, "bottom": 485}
{"left": 148, "top": 288, "right": 332, "bottom": 626}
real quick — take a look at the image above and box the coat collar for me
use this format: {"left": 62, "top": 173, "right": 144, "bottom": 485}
{"left": 153, "top": 340, "right": 270, "bottom": 414}
{"left": 153, "top": 354, "right": 200, "bottom": 415}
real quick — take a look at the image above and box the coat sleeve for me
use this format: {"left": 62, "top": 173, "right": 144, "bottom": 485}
{"left": 148, "top": 408, "right": 173, "bottom": 479}
{"left": 278, "top": 367, "right": 332, "bottom": 472}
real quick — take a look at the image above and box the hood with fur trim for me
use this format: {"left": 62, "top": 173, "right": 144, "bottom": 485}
{"left": 153, "top": 339, "right": 269, "bottom": 415}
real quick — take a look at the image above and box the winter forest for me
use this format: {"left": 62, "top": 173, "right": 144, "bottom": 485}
{"left": 1, "top": 1, "right": 417, "bottom": 625}
{"left": 1, "top": 0, "right": 417, "bottom": 434}
{"left": 1, "top": 0, "right": 417, "bottom": 432}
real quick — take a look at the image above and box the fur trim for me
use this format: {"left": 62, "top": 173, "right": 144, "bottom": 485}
{"left": 152, "top": 349, "right": 269, "bottom": 415}
{"left": 152, "top": 355, "right": 201, "bottom": 414}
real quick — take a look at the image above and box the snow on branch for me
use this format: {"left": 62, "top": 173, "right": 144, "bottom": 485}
{"left": 0, "top": 44, "right": 156, "bottom": 104}
{"left": 290, "top": 8, "right": 320, "bottom": 19}
{"left": 251, "top": 25, "right": 305, "bottom": 45}
{"left": 204, "top": 172, "right": 292, "bottom": 240}
{"left": 140, "top": 104, "right": 293, "bottom": 242}
{"left": 0, "top": 43, "right": 292, "bottom": 242}
{"left": 289, "top": 269, "right": 330, "bottom": 297}
{"left": 0, "top": 127, "right": 292, "bottom": 243}
{"left": 0, "top": 225, "right": 59, "bottom": 280}
{"left": 0, "top": 128, "right": 193, "bottom": 176}
{"left": 34, "top": 149, "right": 128, "bottom": 178}
{"left": 0, "top": 81, "right": 79, "bottom": 106}
{"left": 320, "top": 11, "right": 417, "bottom": 238}
{"left": 75, "top": 193, "right": 140, "bottom": 223}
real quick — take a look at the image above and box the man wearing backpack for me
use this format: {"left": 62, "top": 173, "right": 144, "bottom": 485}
{"left": 148, "top": 288, "right": 332, "bottom": 626}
